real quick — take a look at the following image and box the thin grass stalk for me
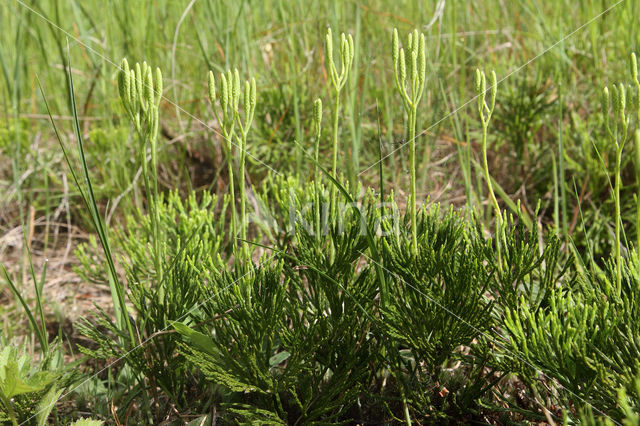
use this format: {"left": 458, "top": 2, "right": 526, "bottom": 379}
{"left": 0, "top": 7, "right": 28, "bottom": 285}
{"left": 293, "top": 77, "right": 303, "bottom": 175}
{"left": 275, "top": 0, "right": 304, "bottom": 176}
{"left": 440, "top": 81, "right": 473, "bottom": 216}
{"left": 347, "top": 5, "right": 362, "bottom": 189}
{"left": 313, "top": 99, "right": 323, "bottom": 241}
{"left": 26, "top": 237, "right": 48, "bottom": 353}
{"left": 375, "top": 100, "right": 386, "bottom": 214}
{"left": 69, "top": 95, "right": 136, "bottom": 348}
{"left": 632, "top": 53, "right": 640, "bottom": 253}
{"left": 48, "top": 54, "right": 136, "bottom": 346}
{"left": 557, "top": 82, "right": 568, "bottom": 242}
{"left": 552, "top": 154, "right": 560, "bottom": 231}
{"left": 1, "top": 265, "right": 47, "bottom": 352}
{"left": 636, "top": 130, "right": 640, "bottom": 254}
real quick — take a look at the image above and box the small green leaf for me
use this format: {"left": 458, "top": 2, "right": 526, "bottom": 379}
{"left": 173, "top": 322, "right": 218, "bottom": 357}
{"left": 1, "top": 359, "right": 53, "bottom": 398}
{"left": 36, "top": 385, "right": 63, "bottom": 426}
{"left": 269, "top": 351, "right": 290, "bottom": 367}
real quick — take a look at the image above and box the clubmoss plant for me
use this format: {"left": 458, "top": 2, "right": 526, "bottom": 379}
{"left": 392, "top": 28, "right": 426, "bottom": 254}
{"left": 325, "top": 27, "right": 354, "bottom": 214}
{"left": 235, "top": 75, "right": 257, "bottom": 259}
{"left": 475, "top": 69, "right": 501, "bottom": 267}
{"left": 208, "top": 69, "right": 256, "bottom": 260}
{"left": 601, "top": 83, "right": 630, "bottom": 296}
{"left": 209, "top": 69, "right": 239, "bottom": 252}
{"left": 118, "top": 58, "right": 164, "bottom": 286}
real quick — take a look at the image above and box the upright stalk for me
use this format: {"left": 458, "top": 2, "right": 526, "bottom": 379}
{"left": 475, "top": 69, "right": 501, "bottom": 268}
{"left": 390, "top": 32, "right": 427, "bottom": 421}
{"left": 392, "top": 28, "right": 427, "bottom": 254}
{"left": 209, "top": 70, "right": 256, "bottom": 262}
{"left": 235, "top": 77, "right": 257, "bottom": 259}
{"left": 227, "top": 150, "right": 237, "bottom": 253}
{"left": 313, "top": 99, "right": 323, "bottom": 240}
{"left": 238, "top": 136, "right": 247, "bottom": 253}
{"left": 615, "top": 144, "right": 623, "bottom": 285}
{"left": 118, "top": 59, "right": 164, "bottom": 291}
{"left": 557, "top": 83, "right": 568, "bottom": 242}
{"left": 408, "top": 110, "right": 417, "bottom": 249}
{"left": 332, "top": 91, "right": 340, "bottom": 193}
{"left": 602, "top": 84, "right": 629, "bottom": 296}
{"left": 325, "top": 27, "right": 354, "bottom": 215}
{"left": 148, "top": 69, "right": 163, "bottom": 287}
{"left": 209, "top": 70, "right": 239, "bottom": 256}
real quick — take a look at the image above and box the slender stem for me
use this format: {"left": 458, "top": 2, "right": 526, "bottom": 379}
{"left": 315, "top": 173, "right": 321, "bottom": 242}
{"left": 138, "top": 124, "right": 163, "bottom": 295}
{"left": 615, "top": 145, "right": 623, "bottom": 295}
{"left": 239, "top": 133, "right": 248, "bottom": 259}
{"left": 139, "top": 131, "right": 151, "bottom": 209}
{"left": 315, "top": 122, "right": 322, "bottom": 241}
{"left": 481, "top": 120, "right": 502, "bottom": 269}
{"left": 558, "top": 87, "right": 568, "bottom": 242}
{"left": 402, "top": 392, "right": 412, "bottom": 426}
{"left": 150, "top": 131, "right": 163, "bottom": 290}
{"left": 226, "top": 135, "right": 237, "bottom": 256}
{"left": 331, "top": 89, "right": 341, "bottom": 215}
{"left": 409, "top": 109, "right": 417, "bottom": 254}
